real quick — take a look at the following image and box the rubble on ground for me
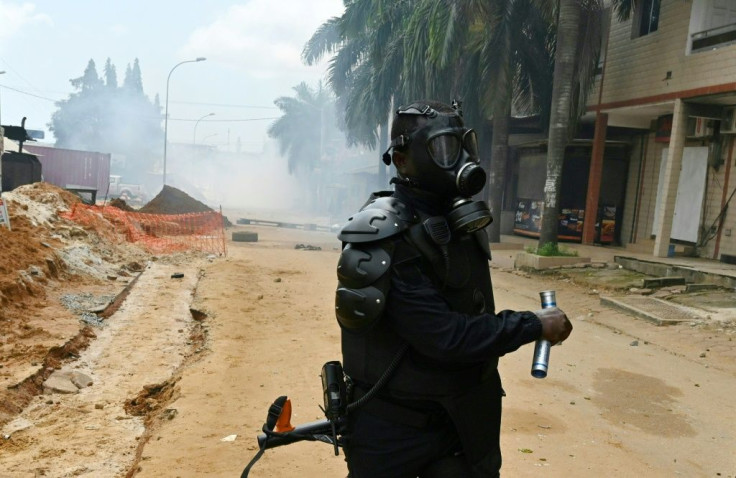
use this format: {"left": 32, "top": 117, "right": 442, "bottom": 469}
{"left": 0, "top": 181, "right": 223, "bottom": 428}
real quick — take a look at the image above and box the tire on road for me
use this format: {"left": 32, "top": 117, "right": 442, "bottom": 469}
{"left": 232, "top": 231, "right": 258, "bottom": 242}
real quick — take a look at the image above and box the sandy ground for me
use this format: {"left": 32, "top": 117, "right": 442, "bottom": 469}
{"left": 1, "top": 224, "right": 736, "bottom": 477}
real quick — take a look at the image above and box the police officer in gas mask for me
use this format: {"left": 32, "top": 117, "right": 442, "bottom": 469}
{"left": 335, "top": 100, "right": 572, "bottom": 477}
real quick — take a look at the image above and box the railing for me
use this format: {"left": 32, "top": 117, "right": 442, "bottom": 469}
{"left": 691, "top": 22, "right": 736, "bottom": 53}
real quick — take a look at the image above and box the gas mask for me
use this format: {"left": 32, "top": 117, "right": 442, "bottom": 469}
{"left": 383, "top": 101, "right": 492, "bottom": 234}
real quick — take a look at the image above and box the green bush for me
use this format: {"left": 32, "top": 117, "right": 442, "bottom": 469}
{"left": 525, "top": 243, "right": 578, "bottom": 257}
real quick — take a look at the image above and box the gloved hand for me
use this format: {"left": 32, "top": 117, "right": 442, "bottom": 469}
{"left": 534, "top": 307, "right": 572, "bottom": 345}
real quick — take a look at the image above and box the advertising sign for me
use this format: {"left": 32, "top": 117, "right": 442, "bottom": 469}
{"left": 513, "top": 199, "right": 544, "bottom": 237}
{"left": 558, "top": 208, "right": 585, "bottom": 241}
{"left": 513, "top": 199, "right": 617, "bottom": 244}
{"left": 598, "top": 206, "right": 616, "bottom": 244}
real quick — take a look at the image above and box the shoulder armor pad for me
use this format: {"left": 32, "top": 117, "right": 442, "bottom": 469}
{"left": 360, "top": 196, "right": 418, "bottom": 223}
{"left": 335, "top": 243, "right": 392, "bottom": 332}
{"left": 337, "top": 197, "right": 417, "bottom": 243}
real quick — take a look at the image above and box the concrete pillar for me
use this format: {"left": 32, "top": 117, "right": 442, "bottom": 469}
{"left": 582, "top": 112, "right": 608, "bottom": 244}
{"left": 653, "top": 99, "right": 688, "bottom": 257}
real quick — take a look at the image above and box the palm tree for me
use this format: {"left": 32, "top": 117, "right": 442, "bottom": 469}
{"left": 411, "top": 1, "right": 555, "bottom": 241}
{"left": 268, "top": 82, "right": 333, "bottom": 174}
{"left": 538, "top": 0, "right": 583, "bottom": 247}
{"left": 303, "top": 1, "right": 416, "bottom": 190}
{"left": 267, "top": 82, "right": 337, "bottom": 212}
{"left": 481, "top": 1, "right": 555, "bottom": 242}
{"left": 538, "top": 0, "right": 635, "bottom": 248}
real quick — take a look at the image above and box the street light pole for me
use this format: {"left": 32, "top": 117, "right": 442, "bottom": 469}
{"left": 202, "top": 133, "right": 219, "bottom": 145}
{"left": 163, "top": 57, "right": 206, "bottom": 187}
{"left": 193, "top": 112, "right": 215, "bottom": 145}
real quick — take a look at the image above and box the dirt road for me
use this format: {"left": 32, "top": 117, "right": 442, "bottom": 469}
{"left": 2, "top": 224, "right": 735, "bottom": 477}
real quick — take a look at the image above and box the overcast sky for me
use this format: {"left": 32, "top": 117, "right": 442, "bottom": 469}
{"left": 0, "top": 0, "right": 345, "bottom": 153}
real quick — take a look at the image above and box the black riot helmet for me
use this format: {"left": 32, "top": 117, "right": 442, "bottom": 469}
{"left": 383, "top": 100, "right": 492, "bottom": 234}
{"left": 383, "top": 100, "right": 487, "bottom": 199}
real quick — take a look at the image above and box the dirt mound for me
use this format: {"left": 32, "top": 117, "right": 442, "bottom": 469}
{"left": 4, "top": 182, "right": 80, "bottom": 227}
{"left": 139, "top": 185, "right": 232, "bottom": 226}
{"left": 108, "top": 197, "right": 136, "bottom": 211}
{"left": 0, "top": 183, "right": 76, "bottom": 305}
{"left": 139, "top": 185, "right": 213, "bottom": 215}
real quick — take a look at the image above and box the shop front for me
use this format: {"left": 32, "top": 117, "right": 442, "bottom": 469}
{"left": 509, "top": 141, "right": 628, "bottom": 244}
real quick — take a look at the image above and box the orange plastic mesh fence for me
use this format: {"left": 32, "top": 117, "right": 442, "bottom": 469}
{"left": 61, "top": 204, "right": 227, "bottom": 256}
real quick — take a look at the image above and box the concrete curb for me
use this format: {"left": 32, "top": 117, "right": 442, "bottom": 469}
{"left": 599, "top": 296, "right": 696, "bottom": 326}
{"left": 614, "top": 256, "right": 736, "bottom": 289}
{"left": 514, "top": 251, "right": 591, "bottom": 270}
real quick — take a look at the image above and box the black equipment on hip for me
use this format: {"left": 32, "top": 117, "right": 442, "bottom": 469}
{"left": 241, "top": 345, "right": 408, "bottom": 477}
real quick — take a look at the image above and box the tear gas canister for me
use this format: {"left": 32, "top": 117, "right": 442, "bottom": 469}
{"left": 531, "top": 290, "right": 556, "bottom": 379}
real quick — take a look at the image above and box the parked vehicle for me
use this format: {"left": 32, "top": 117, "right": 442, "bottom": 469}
{"left": 108, "top": 174, "right": 147, "bottom": 202}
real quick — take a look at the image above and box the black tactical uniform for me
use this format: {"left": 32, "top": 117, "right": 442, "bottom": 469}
{"left": 335, "top": 101, "right": 544, "bottom": 478}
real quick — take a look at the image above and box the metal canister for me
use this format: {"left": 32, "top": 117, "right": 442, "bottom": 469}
{"left": 531, "top": 290, "right": 556, "bottom": 379}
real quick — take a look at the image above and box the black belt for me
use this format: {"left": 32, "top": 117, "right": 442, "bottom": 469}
{"left": 352, "top": 385, "right": 449, "bottom": 429}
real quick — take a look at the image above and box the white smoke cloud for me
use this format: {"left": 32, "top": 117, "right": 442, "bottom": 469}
{"left": 0, "top": 2, "right": 52, "bottom": 44}
{"left": 180, "top": 0, "right": 343, "bottom": 79}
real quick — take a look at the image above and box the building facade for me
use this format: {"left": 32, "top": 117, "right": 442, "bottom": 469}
{"left": 588, "top": 0, "right": 736, "bottom": 259}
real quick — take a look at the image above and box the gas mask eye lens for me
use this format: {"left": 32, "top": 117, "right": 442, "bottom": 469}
{"left": 428, "top": 134, "right": 462, "bottom": 168}
{"left": 463, "top": 129, "right": 479, "bottom": 158}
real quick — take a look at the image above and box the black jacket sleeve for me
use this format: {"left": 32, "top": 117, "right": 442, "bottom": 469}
{"left": 384, "top": 264, "right": 542, "bottom": 363}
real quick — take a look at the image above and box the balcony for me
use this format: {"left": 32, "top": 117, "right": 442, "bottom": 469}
{"left": 691, "top": 22, "right": 736, "bottom": 53}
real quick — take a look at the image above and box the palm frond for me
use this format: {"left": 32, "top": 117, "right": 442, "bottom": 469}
{"left": 302, "top": 17, "right": 343, "bottom": 65}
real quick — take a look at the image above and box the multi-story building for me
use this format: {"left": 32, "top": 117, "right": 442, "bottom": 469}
{"left": 588, "top": 0, "right": 736, "bottom": 260}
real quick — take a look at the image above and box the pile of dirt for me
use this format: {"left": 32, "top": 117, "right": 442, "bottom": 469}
{"left": 139, "top": 185, "right": 232, "bottom": 226}
{"left": 139, "top": 185, "right": 214, "bottom": 215}
{"left": 0, "top": 183, "right": 81, "bottom": 305}
{"left": 0, "top": 182, "right": 150, "bottom": 300}
{"left": 108, "top": 197, "right": 136, "bottom": 211}
{"left": 3, "top": 181, "right": 80, "bottom": 227}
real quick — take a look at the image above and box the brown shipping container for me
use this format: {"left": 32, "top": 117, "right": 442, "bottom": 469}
{"left": 23, "top": 144, "right": 110, "bottom": 196}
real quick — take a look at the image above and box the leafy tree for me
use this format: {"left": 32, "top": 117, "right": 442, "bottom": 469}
{"left": 103, "top": 58, "right": 118, "bottom": 89}
{"left": 49, "top": 58, "right": 163, "bottom": 183}
{"left": 123, "top": 59, "right": 144, "bottom": 94}
{"left": 70, "top": 58, "right": 103, "bottom": 92}
{"left": 51, "top": 59, "right": 105, "bottom": 151}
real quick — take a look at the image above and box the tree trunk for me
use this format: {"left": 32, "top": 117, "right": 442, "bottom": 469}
{"left": 539, "top": 0, "right": 581, "bottom": 248}
{"left": 487, "top": 97, "right": 511, "bottom": 243}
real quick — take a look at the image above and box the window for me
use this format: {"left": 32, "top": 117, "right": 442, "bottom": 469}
{"left": 633, "top": 0, "right": 660, "bottom": 38}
